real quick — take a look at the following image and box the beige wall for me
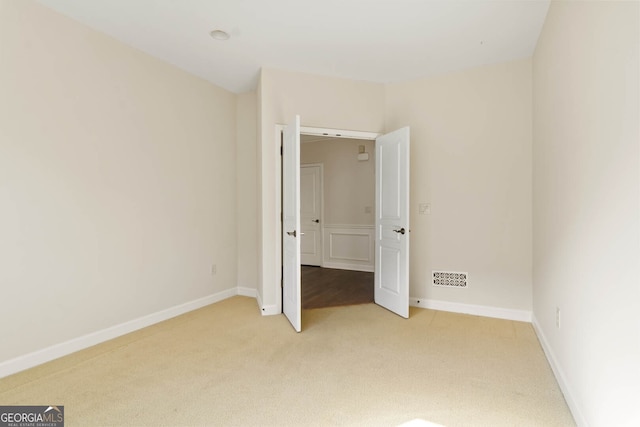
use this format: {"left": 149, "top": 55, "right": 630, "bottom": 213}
{"left": 236, "top": 92, "right": 258, "bottom": 291}
{"left": 258, "top": 68, "right": 385, "bottom": 310}
{"left": 259, "top": 62, "right": 533, "bottom": 314}
{"left": 301, "top": 138, "right": 375, "bottom": 226}
{"left": 533, "top": 1, "right": 640, "bottom": 425}
{"left": 8, "top": 7, "right": 637, "bottom": 424}
{"left": 385, "top": 58, "right": 533, "bottom": 312}
{"left": 0, "top": 1, "right": 237, "bottom": 363}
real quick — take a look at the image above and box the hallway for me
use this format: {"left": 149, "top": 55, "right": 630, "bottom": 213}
{"left": 302, "top": 266, "right": 373, "bottom": 309}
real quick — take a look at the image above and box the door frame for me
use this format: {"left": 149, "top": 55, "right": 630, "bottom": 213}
{"left": 300, "top": 163, "right": 324, "bottom": 267}
{"left": 275, "top": 125, "right": 379, "bottom": 314}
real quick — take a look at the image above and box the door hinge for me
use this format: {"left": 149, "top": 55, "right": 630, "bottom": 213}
{"left": 280, "top": 145, "right": 283, "bottom": 156}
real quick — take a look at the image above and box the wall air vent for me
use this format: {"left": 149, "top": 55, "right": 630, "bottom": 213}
{"left": 432, "top": 271, "right": 468, "bottom": 288}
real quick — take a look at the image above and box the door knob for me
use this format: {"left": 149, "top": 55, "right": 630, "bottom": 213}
{"left": 393, "top": 227, "right": 406, "bottom": 235}
{"left": 312, "top": 219, "right": 320, "bottom": 223}
{"left": 287, "top": 230, "right": 297, "bottom": 237}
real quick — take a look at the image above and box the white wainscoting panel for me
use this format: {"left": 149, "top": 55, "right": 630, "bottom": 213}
{"left": 323, "top": 224, "right": 375, "bottom": 272}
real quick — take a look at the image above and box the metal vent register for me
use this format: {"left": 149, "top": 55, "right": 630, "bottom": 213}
{"left": 432, "top": 271, "right": 468, "bottom": 288}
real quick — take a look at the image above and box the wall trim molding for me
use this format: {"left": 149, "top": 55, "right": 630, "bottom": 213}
{"left": 322, "top": 262, "right": 374, "bottom": 273}
{"left": 323, "top": 224, "right": 375, "bottom": 271}
{"left": 300, "top": 126, "right": 379, "bottom": 140}
{"left": 532, "top": 315, "right": 585, "bottom": 427}
{"left": 410, "top": 297, "right": 532, "bottom": 322}
{"left": 257, "top": 291, "right": 279, "bottom": 316}
{"left": 323, "top": 224, "right": 374, "bottom": 230}
{"left": 237, "top": 287, "right": 257, "bottom": 298}
{"left": 0, "top": 287, "right": 248, "bottom": 379}
{"left": 259, "top": 304, "right": 280, "bottom": 316}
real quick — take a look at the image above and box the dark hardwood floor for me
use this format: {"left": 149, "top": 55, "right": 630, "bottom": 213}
{"left": 302, "top": 266, "right": 374, "bottom": 309}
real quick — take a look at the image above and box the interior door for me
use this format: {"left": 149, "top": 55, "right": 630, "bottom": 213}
{"left": 300, "top": 164, "right": 322, "bottom": 266}
{"left": 374, "top": 127, "right": 410, "bottom": 318}
{"left": 282, "top": 116, "right": 302, "bottom": 332}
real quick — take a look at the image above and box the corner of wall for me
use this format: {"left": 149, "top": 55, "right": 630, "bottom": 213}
{"left": 531, "top": 314, "right": 586, "bottom": 426}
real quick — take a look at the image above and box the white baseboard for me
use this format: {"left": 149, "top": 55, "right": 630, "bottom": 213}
{"left": 256, "top": 291, "right": 280, "bottom": 316}
{"left": 237, "top": 286, "right": 257, "bottom": 298}
{"left": 260, "top": 304, "right": 280, "bottom": 316}
{"left": 260, "top": 306, "right": 280, "bottom": 316}
{"left": 532, "top": 314, "right": 585, "bottom": 427}
{"left": 0, "top": 287, "right": 243, "bottom": 379}
{"left": 322, "top": 262, "right": 374, "bottom": 273}
{"left": 410, "top": 297, "right": 532, "bottom": 322}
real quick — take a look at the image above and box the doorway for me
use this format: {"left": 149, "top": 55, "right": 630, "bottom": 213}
{"left": 300, "top": 134, "right": 376, "bottom": 309}
{"left": 280, "top": 120, "right": 410, "bottom": 332}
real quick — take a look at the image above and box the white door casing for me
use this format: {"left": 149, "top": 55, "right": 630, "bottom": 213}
{"left": 374, "top": 127, "right": 410, "bottom": 318}
{"left": 300, "top": 164, "right": 322, "bottom": 266}
{"left": 273, "top": 126, "right": 378, "bottom": 318}
{"left": 282, "top": 116, "right": 302, "bottom": 332}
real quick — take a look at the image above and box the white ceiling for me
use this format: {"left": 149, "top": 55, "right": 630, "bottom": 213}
{"left": 36, "top": 0, "right": 550, "bottom": 94}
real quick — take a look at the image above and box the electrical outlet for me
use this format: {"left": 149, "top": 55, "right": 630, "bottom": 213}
{"left": 419, "top": 203, "right": 431, "bottom": 215}
{"left": 211, "top": 264, "right": 217, "bottom": 275}
{"left": 556, "top": 307, "right": 560, "bottom": 329}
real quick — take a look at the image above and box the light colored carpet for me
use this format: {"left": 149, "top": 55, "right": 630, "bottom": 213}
{"left": 0, "top": 297, "right": 575, "bottom": 426}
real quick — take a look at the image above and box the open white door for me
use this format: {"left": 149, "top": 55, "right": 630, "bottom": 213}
{"left": 374, "top": 127, "right": 410, "bottom": 318}
{"left": 300, "top": 164, "right": 322, "bottom": 266}
{"left": 282, "top": 116, "right": 302, "bottom": 332}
